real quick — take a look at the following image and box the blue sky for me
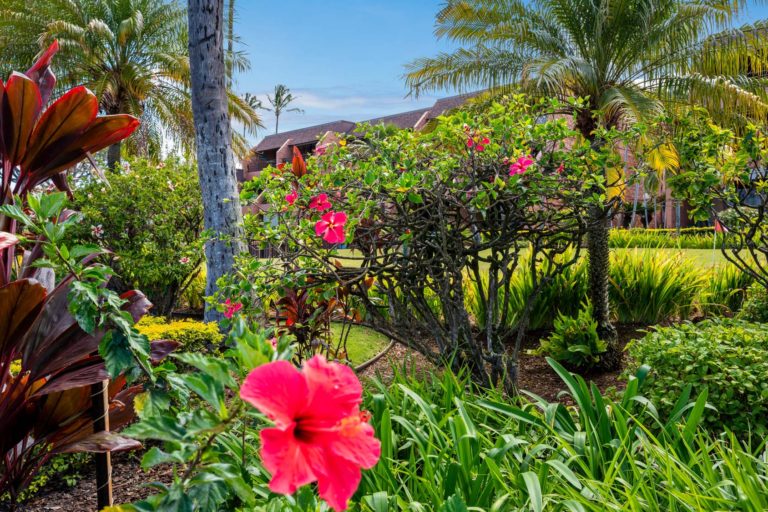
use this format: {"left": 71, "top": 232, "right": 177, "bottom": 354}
{"left": 234, "top": 1, "right": 768, "bottom": 144}
{"left": 233, "top": 0, "right": 456, "bottom": 142}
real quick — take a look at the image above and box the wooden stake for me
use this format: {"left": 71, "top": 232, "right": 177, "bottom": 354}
{"left": 91, "top": 379, "right": 113, "bottom": 510}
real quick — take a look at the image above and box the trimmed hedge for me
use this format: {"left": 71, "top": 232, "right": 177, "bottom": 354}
{"left": 628, "top": 319, "right": 768, "bottom": 437}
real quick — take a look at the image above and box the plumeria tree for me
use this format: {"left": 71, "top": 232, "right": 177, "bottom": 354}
{"left": 234, "top": 95, "right": 628, "bottom": 391}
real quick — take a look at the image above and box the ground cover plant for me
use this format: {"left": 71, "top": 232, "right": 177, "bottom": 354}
{"left": 628, "top": 319, "right": 768, "bottom": 437}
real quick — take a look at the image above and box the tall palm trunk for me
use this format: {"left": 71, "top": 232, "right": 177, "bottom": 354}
{"left": 578, "top": 113, "right": 620, "bottom": 370}
{"left": 107, "top": 142, "right": 121, "bottom": 171}
{"left": 188, "top": 0, "right": 245, "bottom": 323}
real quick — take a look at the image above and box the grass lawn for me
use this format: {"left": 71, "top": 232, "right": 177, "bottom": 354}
{"left": 332, "top": 247, "right": 733, "bottom": 270}
{"left": 613, "top": 248, "right": 729, "bottom": 268}
{"left": 331, "top": 323, "right": 390, "bottom": 364}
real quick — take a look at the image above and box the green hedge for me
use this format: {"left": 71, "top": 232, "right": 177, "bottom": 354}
{"left": 628, "top": 319, "right": 768, "bottom": 436}
{"left": 136, "top": 317, "right": 222, "bottom": 353}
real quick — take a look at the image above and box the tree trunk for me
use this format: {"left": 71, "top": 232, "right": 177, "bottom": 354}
{"left": 107, "top": 142, "right": 121, "bottom": 171}
{"left": 586, "top": 205, "right": 620, "bottom": 370}
{"left": 275, "top": 113, "right": 279, "bottom": 134}
{"left": 188, "top": 0, "right": 245, "bottom": 323}
{"left": 577, "top": 109, "right": 620, "bottom": 369}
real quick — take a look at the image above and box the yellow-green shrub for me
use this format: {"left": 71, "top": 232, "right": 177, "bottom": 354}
{"left": 136, "top": 317, "right": 221, "bottom": 353}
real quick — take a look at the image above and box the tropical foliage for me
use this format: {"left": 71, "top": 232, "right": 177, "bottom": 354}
{"left": 0, "top": 0, "right": 262, "bottom": 162}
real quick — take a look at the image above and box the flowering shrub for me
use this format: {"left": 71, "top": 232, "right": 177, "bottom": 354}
{"left": 72, "top": 157, "right": 205, "bottom": 316}
{"left": 238, "top": 94, "right": 630, "bottom": 391}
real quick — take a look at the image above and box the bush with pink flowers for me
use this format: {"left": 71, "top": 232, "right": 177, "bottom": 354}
{"left": 233, "top": 94, "right": 633, "bottom": 391}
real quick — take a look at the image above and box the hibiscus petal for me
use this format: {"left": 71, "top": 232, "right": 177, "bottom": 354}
{"left": 332, "top": 211, "right": 348, "bottom": 225}
{"left": 315, "top": 220, "right": 329, "bottom": 237}
{"left": 240, "top": 360, "right": 309, "bottom": 426}
{"left": 324, "top": 225, "right": 345, "bottom": 244}
{"left": 313, "top": 452, "right": 362, "bottom": 512}
{"left": 302, "top": 355, "right": 362, "bottom": 423}
{"left": 261, "top": 426, "right": 317, "bottom": 494}
{"left": 331, "top": 421, "right": 381, "bottom": 469}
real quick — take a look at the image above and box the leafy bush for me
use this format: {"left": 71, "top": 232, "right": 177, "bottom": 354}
{"left": 628, "top": 319, "right": 768, "bottom": 436}
{"left": 136, "top": 317, "right": 222, "bottom": 353}
{"left": 535, "top": 303, "right": 606, "bottom": 370}
{"left": 609, "top": 250, "right": 702, "bottom": 323}
{"left": 738, "top": 283, "right": 768, "bottom": 323}
{"left": 72, "top": 157, "right": 205, "bottom": 316}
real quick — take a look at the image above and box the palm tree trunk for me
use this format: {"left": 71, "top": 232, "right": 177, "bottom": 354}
{"left": 275, "top": 113, "right": 279, "bottom": 134}
{"left": 107, "top": 141, "right": 121, "bottom": 171}
{"left": 577, "top": 112, "right": 620, "bottom": 369}
{"left": 586, "top": 205, "right": 620, "bottom": 370}
{"left": 188, "top": 0, "right": 246, "bottom": 323}
{"left": 226, "top": 0, "right": 234, "bottom": 87}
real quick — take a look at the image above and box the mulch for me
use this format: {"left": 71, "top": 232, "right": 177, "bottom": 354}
{"left": 16, "top": 325, "right": 648, "bottom": 511}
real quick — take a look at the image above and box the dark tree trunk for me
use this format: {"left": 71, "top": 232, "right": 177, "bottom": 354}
{"left": 188, "top": 0, "right": 245, "bottom": 323}
{"left": 107, "top": 141, "right": 121, "bottom": 171}
{"left": 586, "top": 205, "right": 620, "bottom": 370}
{"left": 578, "top": 109, "right": 620, "bottom": 370}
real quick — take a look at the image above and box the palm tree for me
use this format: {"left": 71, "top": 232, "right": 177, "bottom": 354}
{"left": 405, "top": 0, "right": 768, "bottom": 367}
{"left": 266, "top": 84, "right": 305, "bottom": 133}
{"left": 188, "top": 0, "right": 246, "bottom": 323}
{"left": 0, "top": 0, "right": 261, "bottom": 168}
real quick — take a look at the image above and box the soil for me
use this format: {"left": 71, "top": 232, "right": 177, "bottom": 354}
{"left": 18, "top": 325, "right": 648, "bottom": 511}
{"left": 16, "top": 451, "right": 172, "bottom": 512}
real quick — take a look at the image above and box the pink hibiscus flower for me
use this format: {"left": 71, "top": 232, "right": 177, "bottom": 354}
{"left": 285, "top": 190, "right": 298, "bottom": 205}
{"left": 509, "top": 156, "right": 534, "bottom": 176}
{"left": 240, "top": 355, "right": 381, "bottom": 511}
{"left": 556, "top": 162, "right": 565, "bottom": 174}
{"left": 309, "top": 193, "right": 332, "bottom": 212}
{"left": 223, "top": 298, "right": 243, "bottom": 319}
{"left": 315, "top": 211, "right": 347, "bottom": 244}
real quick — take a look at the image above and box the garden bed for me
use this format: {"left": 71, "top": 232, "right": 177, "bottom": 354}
{"left": 18, "top": 324, "right": 648, "bottom": 510}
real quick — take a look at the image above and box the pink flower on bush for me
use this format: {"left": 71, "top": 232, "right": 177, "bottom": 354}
{"left": 240, "top": 355, "right": 381, "bottom": 511}
{"left": 223, "top": 298, "right": 243, "bottom": 319}
{"left": 315, "top": 145, "right": 327, "bottom": 156}
{"left": 556, "top": 163, "right": 565, "bottom": 174}
{"left": 91, "top": 225, "right": 104, "bottom": 238}
{"left": 315, "top": 211, "right": 347, "bottom": 244}
{"left": 285, "top": 190, "right": 298, "bottom": 205}
{"left": 509, "top": 156, "right": 533, "bottom": 176}
{"left": 179, "top": 256, "right": 190, "bottom": 264}
{"left": 309, "top": 193, "right": 332, "bottom": 212}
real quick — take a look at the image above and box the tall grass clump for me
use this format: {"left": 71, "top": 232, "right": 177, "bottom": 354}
{"left": 698, "top": 264, "right": 754, "bottom": 317}
{"left": 356, "top": 360, "right": 768, "bottom": 511}
{"left": 466, "top": 250, "right": 588, "bottom": 331}
{"left": 609, "top": 227, "right": 731, "bottom": 249}
{"left": 609, "top": 250, "right": 702, "bottom": 324}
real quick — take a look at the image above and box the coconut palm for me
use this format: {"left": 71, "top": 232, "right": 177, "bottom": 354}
{"left": 189, "top": 0, "right": 245, "bottom": 323}
{"left": 0, "top": 0, "right": 261, "bottom": 168}
{"left": 405, "top": 0, "right": 768, "bottom": 367}
{"left": 266, "top": 84, "right": 305, "bottom": 133}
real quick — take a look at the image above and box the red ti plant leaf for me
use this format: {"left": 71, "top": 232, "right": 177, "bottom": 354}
{"left": 1, "top": 73, "right": 43, "bottom": 170}
{"left": 291, "top": 146, "right": 308, "bottom": 178}
{"left": 24, "top": 41, "right": 59, "bottom": 105}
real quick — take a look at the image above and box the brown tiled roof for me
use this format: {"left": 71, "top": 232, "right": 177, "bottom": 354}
{"left": 424, "top": 91, "right": 483, "bottom": 120}
{"left": 254, "top": 120, "right": 357, "bottom": 152}
{"left": 250, "top": 92, "right": 483, "bottom": 154}
{"left": 363, "top": 107, "right": 431, "bottom": 129}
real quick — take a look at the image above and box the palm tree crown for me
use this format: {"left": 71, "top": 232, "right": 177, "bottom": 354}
{"left": 406, "top": 0, "right": 768, "bottom": 138}
{"left": 266, "top": 84, "right": 305, "bottom": 133}
{"left": 0, "top": 0, "right": 261, "bottom": 164}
